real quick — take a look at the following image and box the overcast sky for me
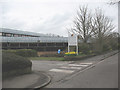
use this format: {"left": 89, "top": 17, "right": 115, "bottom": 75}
{"left": 0, "top": 0, "right": 118, "bottom": 37}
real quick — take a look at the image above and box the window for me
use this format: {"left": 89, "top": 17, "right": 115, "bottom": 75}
{"left": 6, "top": 33, "right": 11, "bottom": 37}
{"left": 14, "top": 34, "right": 19, "bottom": 37}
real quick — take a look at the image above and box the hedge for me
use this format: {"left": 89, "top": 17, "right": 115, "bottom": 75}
{"left": 40, "top": 53, "right": 64, "bottom": 57}
{"left": 64, "top": 54, "right": 96, "bottom": 61}
{"left": 3, "top": 49, "right": 37, "bottom": 57}
{"left": 2, "top": 52, "right": 32, "bottom": 78}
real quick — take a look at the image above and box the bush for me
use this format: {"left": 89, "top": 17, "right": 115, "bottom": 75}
{"left": 2, "top": 52, "right": 32, "bottom": 78}
{"left": 3, "top": 49, "right": 37, "bottom": 57}
{"left": 16, "top": 49, "right": 37, "bottom": 57}
{"left": 64, "top": 54, "right": 95, "bottom": 61}
{"left": 78, "top": 43, "right": 91, "bottom": 54}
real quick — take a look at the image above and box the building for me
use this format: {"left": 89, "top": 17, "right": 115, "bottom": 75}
{"left": 0, "top": 28, "right": 68, "bottom": 51}
{"left": 0, "top": 28, "right": 52, "bottom": 37}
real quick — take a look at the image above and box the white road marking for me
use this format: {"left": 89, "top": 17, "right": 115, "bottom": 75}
{"left": 68, "top": 64, "right": 88, "bottom": 67}
{"left": 80, "top": 63, "right": 93, "bottom": 65}
{"left": 49, "top": 69, "right": 74, "bottom": 73}
{"left": 60, "top": 66, "right": 82, "bottom": 70}
{"left": 56, "top": 64, "right": 64, "bottom": 65}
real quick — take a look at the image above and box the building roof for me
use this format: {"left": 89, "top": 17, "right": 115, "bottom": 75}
{"left": 0, "top": 28, "right": 52, "bottom": 37}
{"left": 0, "top": 28, "right": 87, "bottom": 43}
{"left": 0, "top": 37, "right": 68, "bottom": 43}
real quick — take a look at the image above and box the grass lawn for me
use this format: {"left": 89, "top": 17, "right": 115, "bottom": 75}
{"left": 28, "top": 57, "right": 65, "bottom": 61}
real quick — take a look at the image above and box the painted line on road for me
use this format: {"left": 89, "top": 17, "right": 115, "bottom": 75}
{"left": 49, "top": 69, "right": 74, "bottom": 73}
{"left": 63, "top": 57, "right": 112, "bottom": 80}
{"left": 68, "top": 64, "right": 88, "bottom": 67}
{"left": 60, "top": 66, "right": 82, "bottom": 70}
{"left": 56, "top": 64, "right": 64, "bottom": 65}
{"left": 80, "top": 63, "right": 93, "bottom": 65}
{"left": 61, "top": 52, "right": 118, "bottom": 81}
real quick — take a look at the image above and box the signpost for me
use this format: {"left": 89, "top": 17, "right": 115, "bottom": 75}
{"left": 68, "top": 31, "right": 78, "bottom": 55}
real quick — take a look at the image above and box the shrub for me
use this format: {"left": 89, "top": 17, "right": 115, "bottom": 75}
{"left": 2, "top": 52, "right": 32, "bottom": 78}
{"left": 3, "top": 49, "right": 37, "bottom": 57}
{"left": 78, "top": 43, "right": 91, "bottom": 54}
{"left": 41, "top": 53, "right": 64, "bottom": 57}
{"left": 64, "top": 55, "right": 87, "bottom": 61}
{"left": 16, "top": 49, "right": 37, "bottom": 57}
{"left": 64, "top": 54, "right": 96, "bottom": 61}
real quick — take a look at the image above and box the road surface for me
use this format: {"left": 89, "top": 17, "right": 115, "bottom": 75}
{"left": 46, "top": 53, "right": 118, "bottom": 88}
{"left": 32, "top": 51, "right": 118, "bottom": 88}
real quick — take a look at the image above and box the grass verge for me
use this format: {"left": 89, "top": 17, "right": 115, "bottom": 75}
{"left": 28, "top": 57, "right": 65, "bottom": 61}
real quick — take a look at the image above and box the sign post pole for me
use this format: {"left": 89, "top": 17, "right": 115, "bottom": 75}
{"left": 68, "top": 44, "right": 70, "bottom": 52}
{"left": 76, "top": 44, "right": 78, "bottom": 55}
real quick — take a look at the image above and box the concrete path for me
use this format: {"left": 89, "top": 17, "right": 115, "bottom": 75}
{"left": 2, "top": 71, "right": 51, "bottom": 89}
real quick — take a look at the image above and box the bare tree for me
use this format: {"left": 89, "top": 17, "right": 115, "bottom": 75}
{"left": 107, "top": 0, "right": 119, "bottom": 5}
{"left": 72, "top": 5, "right": 93, "bottom": 43}
{"left": 93, "top": 8, "right": 115, "bottom": 52}
{"left": 70, "top": 5, "right": 116, "bottom": 53}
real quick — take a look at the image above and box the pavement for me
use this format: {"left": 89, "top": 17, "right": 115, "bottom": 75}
{"left": 2, "top": 71, "right": 51, "bottom": 89}
{"left": 2, "top": 50, "right": 119, "bottom": 89}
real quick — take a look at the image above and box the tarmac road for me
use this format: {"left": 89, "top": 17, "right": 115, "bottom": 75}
{"left": 45, "top": 53, "right": 118, "bottom": 88}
